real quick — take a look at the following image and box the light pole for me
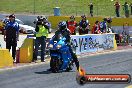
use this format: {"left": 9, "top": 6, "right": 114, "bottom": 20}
{"left": 33, "top": 0, "right": 35, "bottom": 15}
{"left": 97, "top": 0, "right": 98, "bottom": 16}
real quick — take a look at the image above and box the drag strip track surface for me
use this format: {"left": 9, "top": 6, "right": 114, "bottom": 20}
{"left": 0, "top": 49, "right": 132, "bottom": 88}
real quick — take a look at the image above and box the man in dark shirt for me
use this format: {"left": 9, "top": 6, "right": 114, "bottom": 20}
{"left": 89, "top": 3, "right": 93, "bottom": 17}
{"left": 4, "top": 14, "right": 19, "bottom": 61}
{"left": 79, "top": 15, "right": 90, "bottom": 35}
{"left": 122, "top": 2, "right": 129, "bottom": 18}
{"left": 130, "top": 3, "right": 132, "bottom": 15}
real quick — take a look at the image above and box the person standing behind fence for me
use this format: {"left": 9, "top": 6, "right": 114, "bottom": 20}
{"left": 89, "top": 3, "right": 93, "bottom": 17}
{"left": 100, "top": 18, "right": 107, "bottom": 33}
{"left": 122, "top": 2, "right": 129, "bottom": 18}
{"left": 123, "top": 22, "right": 129, "bottom": 36}
{"left": 114, "top": 1, "right": 120, "bottom": 17}
{"left": 66, "top": 15, "right": 77, "bottom": 35}
{"left": 4, "top": 14, "right": 19, "bottom": 61}
{"left": 79, "top": 15, "right": 90, "bottom": 35}
{"left": 92, "top": 21, "right": 101, "bottom": 34}
{"left": 107, "top": 17, "right": 113, "bottom": 33}
{"left": 122, "top": 22, "right": 129, "bottom": 45}
{"left": 33, "top": 20, "right": 49, "bottom": 62}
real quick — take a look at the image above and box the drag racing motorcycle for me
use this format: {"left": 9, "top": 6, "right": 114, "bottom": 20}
{"left": 48, "top": 34, "right": 74, "bottom": 73}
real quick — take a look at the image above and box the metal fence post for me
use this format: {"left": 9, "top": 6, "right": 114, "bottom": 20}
{"left": 97, "top": 2, "right": 98, "bottom": 16}
{"left": 33, "top": 0, "right": 35, "bottom": 15}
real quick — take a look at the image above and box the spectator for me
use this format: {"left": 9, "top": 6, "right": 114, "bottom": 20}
{"left": 66, "top": 15, "right": 77, "bottom": 35}
{"left": 78, "top": 15, "right": 90, "bottom": 35}
{"left": 92, "top": 20, "right": 101, "bottom": 34}
{"left": 89, "top": 3, "right": 93, "bottom": 17}
{"left": 122, "top": 22, "right": 129, "bottom": 45}
{"left": 100, "top": 18, "right": 107, "bottom": 33}
{"left": 114, "top": 1, "right": 120, "bottom": 17}
{"left": 123, "top": 22, "right": 129, "bottom": 35}
{"left": 130, "top": 3, "right": 132, "bottom": 15}
{"left": 107, "top": 17, "right": 113, "bottom": 33}
{"left": 4, "top": 14, "right": 19, "bottom": 61}
{"left": 33, "top": 19, "right": 49, "bottom": 62}
{"left": 123, "top": 2, "right": 129, "bottom": 18}
{"left": 107, "top": 18, "right": 112, "bottom": 28}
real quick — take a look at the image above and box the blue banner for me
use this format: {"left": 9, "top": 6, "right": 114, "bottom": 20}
{"left": 71, "top": 33, "right": 115, "bottom": 55}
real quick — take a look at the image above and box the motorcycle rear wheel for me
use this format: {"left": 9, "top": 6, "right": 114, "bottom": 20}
{"left": 50, "top": 56, "right": 60, "bottom": 73}
{"left": 66, "top": 61, "right": 74, "bottom": 72}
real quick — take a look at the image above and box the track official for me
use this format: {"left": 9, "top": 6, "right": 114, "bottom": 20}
{"left": 4, "top": 14, "right": 19, "bottom": 61}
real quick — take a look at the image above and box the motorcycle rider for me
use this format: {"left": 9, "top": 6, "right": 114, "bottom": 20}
{"left": 79, "top": 15, "right": 90, "bottom": 35}
{"left": 66, "top": 15, "right": 77, "bottom": 35}
{"left": 49, "top": 21, "right": 80, "bottom": 71}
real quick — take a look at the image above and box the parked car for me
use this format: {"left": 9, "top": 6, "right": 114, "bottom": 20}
{"left": 15, "top": 19, "right": 35, "bottom": 34}
{"left": 1, "top": 18, "right": 35, "bottom": 34}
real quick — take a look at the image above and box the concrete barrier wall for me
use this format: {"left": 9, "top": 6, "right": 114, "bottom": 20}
{"left": 0, "top": 14, "right": 132, "bottom": 29}
{"left": 19, "top": 38, "right": 34, "bottom": 63}
{"left": 71, "top": 33, "right": 117, "bottom": 55}
{"left": 0, "top": 49, "right": 13, "bottom": 68}
{"left": 48, "top": 16, "right": 132, "bottom": 29}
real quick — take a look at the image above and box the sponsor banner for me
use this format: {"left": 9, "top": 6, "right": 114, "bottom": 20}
{"left": 71, "top": 33, "right": 115, "bottom": 55}
{"left": 76, "top": 68, "right": 131, "bottom": 85}
{"left": 76, "top": 74, "right": 131, "bottom": 85}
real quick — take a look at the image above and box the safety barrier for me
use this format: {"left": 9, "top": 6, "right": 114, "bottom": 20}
{"left": 16, "top": 33, "right": 117, "bottom": 63}
{"left": 0, "top": 49, "right": 13, "bottom": 68}
{"left": 19, "top": 38, "right": 34, "bottom": 63}
{"left": 23, "top": 33, "right": 116, "bottom": 56}
{"left": 48, "top": 16, "right": 132, "bottom": 29}
{"left": 0, "top": 33, "right": 117, "bottom": 67}
{"left": 71, "top": 33, "right": 117, "bottom": 55}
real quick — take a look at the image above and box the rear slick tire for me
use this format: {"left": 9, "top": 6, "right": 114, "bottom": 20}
{"left": 50, "top": 57, "right": 60, "bottom": 73}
